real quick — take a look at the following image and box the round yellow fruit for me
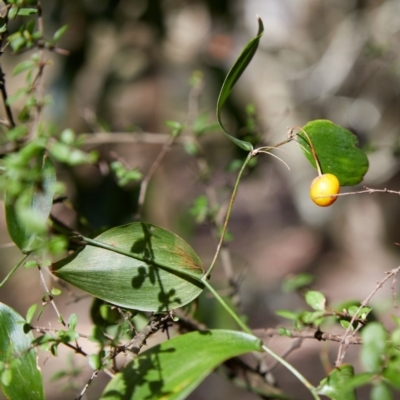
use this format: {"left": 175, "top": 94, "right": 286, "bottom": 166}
{"left": 310, "top": 173, "right": 340, "bottom": 207}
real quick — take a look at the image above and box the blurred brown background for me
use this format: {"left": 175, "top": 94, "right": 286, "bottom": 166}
{"left": 1, "top": 0, "right": 400, "bottom": 399}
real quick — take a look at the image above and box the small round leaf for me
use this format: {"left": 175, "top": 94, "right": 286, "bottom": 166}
{"left": 297, "top": 120, "right": 369, "bottom": 186}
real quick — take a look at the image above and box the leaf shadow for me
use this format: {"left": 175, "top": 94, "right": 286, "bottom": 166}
{"left": 101, "top": 347, "right": 175, "bottom": 399}
{"left": 129, "top": 223, "right": 186, "bottom": 312}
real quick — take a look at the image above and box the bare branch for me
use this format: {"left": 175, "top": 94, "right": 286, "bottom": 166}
{"left": 335, "top": 266, "right": 400, "bottom": 367}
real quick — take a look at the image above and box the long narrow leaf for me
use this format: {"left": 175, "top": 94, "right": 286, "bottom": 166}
{"left": 216, "top": 17, "right": 264, "bottom": 151}
{"left": 100, "top": 329, "right": 262, "bottom": 400}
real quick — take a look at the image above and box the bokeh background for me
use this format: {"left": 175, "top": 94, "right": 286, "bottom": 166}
{"left": 1, "top": 0, "right": 400, "bottom": 399}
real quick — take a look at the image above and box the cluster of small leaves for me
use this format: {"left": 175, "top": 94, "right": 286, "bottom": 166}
{"left": 276, "top": 289, "right": 372, "bottom": 330}
{"left": 189, "top": 195, "right": 209, "bottom": 224}
{"left": 110, "top": 161, "right": 142, "bottom": 187}
{"left": 49, "top": 128, "right": 98, "bottom": 166}
{"left": 6, "top": 0, "right": 67, "bottom": 54}
{"left": 30, "top": 313, "right": 79, "bottom": 357}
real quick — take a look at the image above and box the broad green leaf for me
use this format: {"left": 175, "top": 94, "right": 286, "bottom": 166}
{"left": 0, "top": 303, "right": 44, "bottom": 400}
{"left": 297, "top": 120, "right": 369, "bottom": 186}
{"left": 52, "top": 222, "right": 204, "bottom": 312}
{"left": 5, "top": 152, "right": 56, "bottom": 252}
{"left": 305, "top": 290, "right": 326, "bottom": 311}
{"left": 361, "top": 322, "right": 387, "bottom": 372}
{"left": 100, "top": 329, "right": 262, "bottom": 400}
{"left": 318, "top": 364, "right": 357, "bottom": 400}
{"left": 216, "top": 17, "right": 264, "bottom": 151}
{"left": 371, "top": 383, "right": 392, "bottom": 400}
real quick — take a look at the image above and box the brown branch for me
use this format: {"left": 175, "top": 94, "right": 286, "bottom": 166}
{"left": 255, "top": 328, "right": 363, "bottom": 345}
{"left": 318, "top": 186, "right": 400, "bottom": 201}
{"left": 0, "top": 65, "right": 15, "bottom": 127}
{"left": 75, "top": 369, "right": 98, "bottom": 400}
{"left": 82, "top": 132, "right": 187, "bottom": 146}
{"left": 335, "top": 266, "right": 400, "bottom": 367}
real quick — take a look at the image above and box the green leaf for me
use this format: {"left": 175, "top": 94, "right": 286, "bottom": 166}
{"left": 5, "top": 152, "right": 56, "bottom": 252}
{"left": 275, "top": 310, "right": 298, "bottom": 320}
{"left": 282, "top": 273, "right": 314, "bottom": 293}
{"left": 318, "top": 364, "right": 357, "bottom": 400}
{"left": 52, "top": 222, "right": 204, "bottom": 312}
{"left": 25, "top": 304, "right": 37, "bottom": 324}
{"left": 53, "top": 24, "right": 68, "bottom": 42}
{"left": 88, "top": 353, "right": 102, "bottom": 370}
{"left": 68, "top": 313, "right": 78, "bottom": 330}
{"left": 305, "top": 290, "right": 326, "bottom": 311}
{"left": 6, "top": 87, "right": 29, "bottom": 105}
{"left": 361, "top": 322, "right": 387, "bottom": 372}
{"left": 189, "top": 195, "right": 208, "bottom": 224}
{"left": 297, "top": 120, "right": 369, "bottom": 186}
{"left": 0, "top": 303, "right": 44, "bottom": 400}
{"left": 17, "top": 8, "right": 37, "bottom": 16}
{"left": 50, "top": 287, "right": 61, "bottom": 296}
{"left": 340, "top": 320, "right": 353, "bottom": 330}
{"left": 6, "top": 126, "right": 28, "bottom": 141}
{"left": 24, "top": 260, "right": 38, "bottom": 269}
{"left": 100, "top": 329, "right": 262, "bottom": 400}
{"left": 9, "top": 35, "right": 26, "bottom": 52}
{"left": 300, "top": 311, "right": 325, "bottom": 325}
{"left": 0, "top": 17, "right": 6, "bottom": 33}
{"left": 216, "top": 17, "right": 264, "bottom": 151}
{"left": 13, "top": 60, "right": 35, "bottom": 76}
{"left": 371, "top": 383, "right": 392, "bottom": 400}
{"left": 8, "top": 5, "right": 19, "bottom": 20}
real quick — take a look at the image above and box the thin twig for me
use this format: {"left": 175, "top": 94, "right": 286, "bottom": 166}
{"left": 134, "top": 134, "right": 175, "bottom": 219}
{"left": 75, "top": 369, "right": 99, "bottom": 400}
{"left": 83, "top": 132, "right": 186, "bottom": 146}
{"left": 0, "top": 65, "right": 15, "bottom": 127}
{"left": 335, "top": 266, "right": 400, "bottom": 367}
{"left": 38, "top": 265, "right": 67, "bottom": 327}
{"left": 28, "top": 0, "right": 46, "bottom": 140}
{"left": 255, "top": 328, "right": 363, "bottom": 345}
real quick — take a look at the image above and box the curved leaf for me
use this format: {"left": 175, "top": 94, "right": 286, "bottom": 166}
{"left": 216, "top": 17, "right": 264, "bottom": 151}
{"left": 5, "top": 152, "right": 56, "bottom": 252}
{"left": 297, "top": 120, "right": 369, "bottom": 186}
{"left": 100, "top": 329, "right": 262, "bottom": 400}
{"left": 318, "top": 364, "right": 356, "bottom": 400}
{"left": 0, "top": 303, "right": 44, "bottom": 400}
{"left": 52, "top": 223, "right": 204, "bottom": 312}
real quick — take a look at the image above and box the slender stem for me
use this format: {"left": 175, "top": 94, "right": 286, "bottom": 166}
{"left": 204, "top": 151, "right": 253, "bottom": 280}
{"left": 261, "top": 344, "right": 320, "bottom": 400}
{"left": 202, "top": 279, "right": 251, "bottom": 333}
{"left": 135, "top": 135, "right": 175, "bottom": 220}
{"left": 38, "top": 265, "right": 67, "bottom": 327}
{"left": 0, "top": 253, "right": 30, "bottom": 287}
{"left": 295, "top": 127, "right": 322, "bottom": 176}
{"left": 202, "top": 279, "right": 320, "bottom": 399}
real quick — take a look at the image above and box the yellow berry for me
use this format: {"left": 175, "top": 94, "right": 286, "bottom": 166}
{"left": 310, "top": 173, "right": 340, "bottom": 207}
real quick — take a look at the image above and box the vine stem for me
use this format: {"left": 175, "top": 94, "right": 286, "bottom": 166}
{"left": 203, "top": 151, "right": 253, "bottom": 280}
{"left": 0, "top": 253, "right": 30, "bottom": 287}
{"left": 202, "top": 279, "right": 320, "bottom": 399}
